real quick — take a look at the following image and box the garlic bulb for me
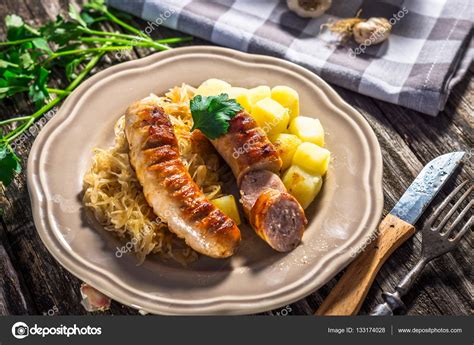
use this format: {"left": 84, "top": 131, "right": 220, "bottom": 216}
{"left": 353, "top": 17, "right": 391, "bottom": 45}
{"left": 287, "top": 0, "right": 332, "bottom": 18}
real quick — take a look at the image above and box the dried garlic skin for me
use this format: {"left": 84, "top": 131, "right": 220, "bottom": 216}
{"left": 287, "top": 0, "right": 332, "bottom": 18}
{"left": 80, "top": 283, "right": 111, "bottom": 312}
{"left": 353, "top": 17, "right": 392, "bottom": 45}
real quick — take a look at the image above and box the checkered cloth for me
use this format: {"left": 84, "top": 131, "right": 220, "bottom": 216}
{"left": 108, "top": 0, "right": 473, "bottom": 116}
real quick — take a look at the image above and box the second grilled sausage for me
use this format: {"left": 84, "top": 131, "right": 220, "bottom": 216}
{"left": 211, "top": 111, "right": 282, "bottom": 185}
{"left": 209, "top": 110, "right": 307, "bottom": 252}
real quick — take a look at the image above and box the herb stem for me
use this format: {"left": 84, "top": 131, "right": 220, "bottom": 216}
{"left": 24, "top": 24, "right": 40, "bottom": 36}
{"left": 80, "top": 28, "right": 187, "bottom": 47}
{"left": 46, "top": 88, "right": 71, "bottom": 96}
{"left": 91, "top": 16, "right": 107, "bottom": 23}
{"left": 103, "top": 10, "right": 148, "bottom": 39}
{"left": 47, "top": 46, "right": 131, "bottom": 61}
{"left": 156, "top": 37, "right": 193, "bottom": 44}
{"left": 5, "top": 117, "right": 35, "bottom": 142}
{"left": 80, "top": 36, "right": 130, "bottom": 45}
{"left": 79, "top": 27, "right": 141, "bottom": 41}
{"left": 0, "top": 60, "right": 19, "bottom": 68}
{"left": 0, "top": 116, "right": 32, "bottom": 126}
{"left": 0, "top": 37, "right": 35, "bottom": 46}
{"left": 64, "top": 51, "right": 105, "bottom": 92}
{"left": 79, "top": 37, "right": 169, "bottom": 50}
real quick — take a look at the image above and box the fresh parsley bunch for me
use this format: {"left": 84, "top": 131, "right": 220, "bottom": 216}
{"left": 0, "top": 0, "right": 191, "bottom": 187}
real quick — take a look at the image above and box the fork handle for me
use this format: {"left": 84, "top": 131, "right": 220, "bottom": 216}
{"left": 370, "top": 258, "right": 428, "bottom": 315}
{"left": 396, "top": 258, "right": 428, "bottom": 295}
{"left": 315, "top": 214, "right": 415, "bottom": 316}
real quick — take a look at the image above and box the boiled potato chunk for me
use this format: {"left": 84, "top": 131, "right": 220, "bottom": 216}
{"left": 292, "top": 142, "right": 330, "bottom": 175}
{"left": 282, "top": 165, "right": 322, "bottom": 209}
{"left": 227, "top": 87, "right": 248, "bottom": 99}
{"left": 195, "top": 78, "right": 231, "bottom": 97}
{"left": 235, "top": 93, "right": 252, "bottom": 112}
{"left": 247, "top": 85, "right": 271, "bottom": 110}
{"left": 226, "top": 86, "right": 269, "bottom": 113}
{"left": 251, "top": 98, "right": 289, "bottom": 136}
{"left": 289, "top": 116, "right": 325, "bottom": 147}
{"left": 226, "top": 87, "right": 251, "bottom": 111}
{"left": 271, "top": 85, "right": 300, "bottom": 120}
{"left": 271, "top": 133, "right": 302, "bottom": 170}
{"left": 211, "top": 195, "right": 241, "bottom": 225}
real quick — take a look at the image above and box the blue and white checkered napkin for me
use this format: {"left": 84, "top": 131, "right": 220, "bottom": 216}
{"left": 108, "top": 0, "right": 473, "bottom": 116}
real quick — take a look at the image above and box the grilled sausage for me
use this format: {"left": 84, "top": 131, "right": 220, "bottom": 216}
{"left": 240, "top": 170, "right": 306, "bottom": 251}
{"left": 210, "top": 111, "right": 282, "bottom": 185}
{"left": 240, "top": 169, "right": 286, "bottom": 216}
{"left": 125, "top": 96, "right": 241, "bottom": 258}
{"left": 209, "top": 111, "right": 307, "bottom": 252}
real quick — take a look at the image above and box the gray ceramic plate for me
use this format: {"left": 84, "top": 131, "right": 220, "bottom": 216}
{"left": 27, "top": 46, "right": 383, "bottom": 315}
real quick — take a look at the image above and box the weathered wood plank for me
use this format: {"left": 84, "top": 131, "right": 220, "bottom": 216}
{"left": 0, "top": 241, "right": 37, "bottom": 315}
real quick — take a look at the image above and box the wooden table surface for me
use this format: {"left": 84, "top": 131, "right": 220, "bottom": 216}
{"left": 0, "top": 0, "right": 472, "bottom": 316}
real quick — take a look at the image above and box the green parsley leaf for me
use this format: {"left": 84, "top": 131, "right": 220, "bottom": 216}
{"left": 80, "top": 12, "right": 96, "bottom": 26}
{"left": 0, "top": 59, "right": 19, "bottom": 69}
{"left": 84, "top": 0, "right": 107, "bottom": 13}
{"left": 5, "top": 14, "right": 25, "bottom": 40}
{"left": 0, "top": 143, "right": 6, "bottom": 158}
{"left": 19, "top": 51, "right": 34, "bottom": 69}
{"left": 0, "top": 144, "right": 22, "bottom": 186}
{"left": 28, "top": 66, "right": 50, "bottom": 107}
{"left": 68, "top": 4, "right": 88, "bottom": 28}
{"left": 65, "top": 56, "right": 85, "bottom": 81}
{"left": 4, "top": 15, "right": 39, "bottom": 40}
{"left": 31, "top": 38, "right": 52, "bottom": 53}
{"left": 40, "top": 16, "right": 82, "bottom": 46}
{"left": 190, "top": 93, "right": 243, "bottom": 140}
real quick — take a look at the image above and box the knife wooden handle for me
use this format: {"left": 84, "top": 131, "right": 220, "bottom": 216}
{"left": 315, "top": 214, "right": 415, "bottom": 316}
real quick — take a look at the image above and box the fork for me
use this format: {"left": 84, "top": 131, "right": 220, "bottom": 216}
{"left": 370, "top": 180, "right": 473, "bottom": 315}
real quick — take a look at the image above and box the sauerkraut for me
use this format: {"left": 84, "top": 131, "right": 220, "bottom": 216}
{"left": 83, "top": 84, "right": 226, "bottom": 264}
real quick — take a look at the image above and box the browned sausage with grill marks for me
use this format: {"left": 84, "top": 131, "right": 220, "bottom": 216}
{"left": 241, "top": 170, "right": 306, "bottom": 251}
{"left": 210, "top": 111, "right": 282, "bottom": 185}
{"left": 125, "top": 96, "right": 241, "bottom": 258}
{"left": 208, "top": 111, "right": 307, "bottom": 252}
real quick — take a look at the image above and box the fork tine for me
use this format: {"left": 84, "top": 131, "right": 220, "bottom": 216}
{"left": 426, "top": 180, "right": 469, "bottom": 227}
{"left": 444, "top": 199, "right": 473, "bottom": 237}
{"left": 451, "top": 216, "right": 473, "bottom": 243}
{"left": 437, "top": 185, "right": 473, "bottom": 231}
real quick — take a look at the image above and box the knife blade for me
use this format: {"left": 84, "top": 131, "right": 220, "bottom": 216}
{"left": 315, "top": 151, "right": 465, "bottom": 316}
{"left": 390, "top": 151, "right": 465, "bottom": 224}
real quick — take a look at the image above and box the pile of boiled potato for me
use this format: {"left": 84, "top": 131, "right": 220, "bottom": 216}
{"left": 196, "top": 79, "right": 330, "bottom": 217}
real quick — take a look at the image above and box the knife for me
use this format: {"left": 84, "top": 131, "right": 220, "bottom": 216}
{"left": 315, "top": 151, "right": 465, "bottom": 316}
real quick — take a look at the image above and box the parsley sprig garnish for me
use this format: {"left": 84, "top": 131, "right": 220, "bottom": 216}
{"left": 0, "top": 0, "right": 192, "bottom": 187}
{"left": 190, "top": 93, "right": 243, "bottom": 140}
